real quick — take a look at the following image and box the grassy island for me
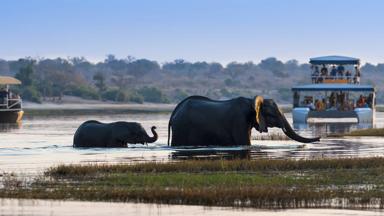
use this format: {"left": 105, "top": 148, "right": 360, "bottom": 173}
{"left": 331, "top": 128, "right": 384, "bottom": 137}
{"left": 2, "top": 158, "right": 384, "bottom": 209}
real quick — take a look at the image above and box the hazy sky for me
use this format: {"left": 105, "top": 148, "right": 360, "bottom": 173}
{"left": 1, "top": 0, "right": 383, "bottom": 64}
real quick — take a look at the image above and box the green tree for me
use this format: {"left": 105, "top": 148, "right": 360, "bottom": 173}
{"left": 102, "top": 88, "right": 126, "bottom": 102}
{"left": 93, "top": 72, "right": 107, "bottom": 93}
{"left": 138, "top": 86, "right": 169, "bottom": 103}
{"left": 14, "top": 63, "right": 42, "bottom": 103}
{"left": 173, "top": 89, "right": 189, "bottom": 102}
{"left": 15, "top": 64, "right": 34, "bottom": 86}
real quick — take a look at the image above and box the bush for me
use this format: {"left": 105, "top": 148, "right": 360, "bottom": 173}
{"left": 64, "top": 85, "right": 100, "bottom": 100}
{"left": 21, "top": 86, "right": 41, "bottom": 103}
{"left": 127, "top": 90, "right": 144, "bottom": 104}
{"left": 102, "top": 89, "right": 126, "bottom": 102}
{"left": 173, "top": 89, "right": 189, "bottom": 102}
{"left": 137, "top": 86, "right": 169, "bottom": 103}
{"left": 224, "top": 78, "right": 240, "bottom": 87}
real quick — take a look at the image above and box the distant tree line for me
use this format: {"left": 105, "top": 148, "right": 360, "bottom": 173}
{"left": 0, "top": 55, "right": 383, "bottom": 104}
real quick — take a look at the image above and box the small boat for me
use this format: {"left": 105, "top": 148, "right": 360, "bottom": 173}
{"left": 292, "top": 56, "right": 375, "bottom": 124}
{"left": 0, "top": 76, "right": 24, "bottom": 123}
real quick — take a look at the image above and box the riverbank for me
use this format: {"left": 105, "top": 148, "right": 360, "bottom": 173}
{"left": 23, "top": 98, "right": 175, "bottom": 116}
{"left": 2, "top": 158, "right": 384, "bottom": 209}
{"left": 22, "top": 96, "right": 296, "bottom": 116}
{"left": 23, "top": 97, "right": 384, "bottom": 115}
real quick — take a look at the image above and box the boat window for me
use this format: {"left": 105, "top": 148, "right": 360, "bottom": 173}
{"left": 293, "top": 91, "right": 374, "bottom": 111}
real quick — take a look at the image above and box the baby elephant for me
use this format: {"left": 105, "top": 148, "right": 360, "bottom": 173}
{"left": 73, "top": 120, "right": 158, "bottom": 148}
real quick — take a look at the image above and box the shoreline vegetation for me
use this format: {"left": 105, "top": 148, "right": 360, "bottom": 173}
{"left": 21, "top": 96, "right": 384, "bottom": 113}
{"left": 22, "top": 97, "right": 293, "bottom": 115}
{"left": 3, "top": 56, "right": 384, "bottom": 105}
{"left": 24, "top": 102, "right": 175, "bottom": 116}
{"left": 2, "top": 158, "right": 384, "bottom": 209}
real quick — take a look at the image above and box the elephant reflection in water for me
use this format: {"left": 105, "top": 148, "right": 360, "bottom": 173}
{"left": 168, "top": 96, "right": 320, "bottom": 147}
{"left": 171, "top": 149, "right": 253, "bottom": 160}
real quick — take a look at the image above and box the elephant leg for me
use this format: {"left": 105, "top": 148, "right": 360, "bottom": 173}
{"left": 171, "top": 127, "right": 189, "bottom": 147}
{"left": 187, "top": 130, "right": 207, "bottom": 146}
{"left": 232, "top": 126, "right": 251, "bottom": 146}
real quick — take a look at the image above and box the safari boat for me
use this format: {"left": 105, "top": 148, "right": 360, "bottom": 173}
{"left": 0, "top": 76, "right": 24, "bottom": 123}
{"left": 292, "top": 56, "right": 375, "bottom": 124}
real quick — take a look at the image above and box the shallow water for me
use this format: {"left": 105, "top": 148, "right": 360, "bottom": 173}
{"left": 0, "top": 198, "right": 383, "bottom": 216}
{"left": 0, "top": 111, "right": 384, "bottom": 174}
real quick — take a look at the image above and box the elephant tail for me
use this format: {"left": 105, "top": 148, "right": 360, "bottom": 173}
{"left": 167, "top": 121, "right": 171, "bottom": 146}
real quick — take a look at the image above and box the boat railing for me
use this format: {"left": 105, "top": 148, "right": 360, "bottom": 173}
{"left": 311, "top": 75, "right": 359, "bottom": 84}
{"left": 0, "top": 97, "right": 22, "bottom": 111}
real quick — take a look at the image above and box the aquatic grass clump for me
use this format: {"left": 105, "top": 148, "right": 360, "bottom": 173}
{"left": 252, "top": 133, "right": 290, "bottom": 140}
{"left": 5, "top": 157, "right": 384, "bottom": 209}
{"left": 47, "top": 157, "right": 384, "bottom": 177}
{"left": 0, "top": 173, "right": 24, "bottom": 189}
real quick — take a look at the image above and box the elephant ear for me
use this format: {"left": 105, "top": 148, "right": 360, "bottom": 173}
{"left": 254, "top": 96, "right": 267, "bottom": 132}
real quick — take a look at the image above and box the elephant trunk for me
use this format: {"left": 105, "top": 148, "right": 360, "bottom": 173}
{"left": 146, "top": 126, "right": 158, "bottom": 143}
{"left": 280, "top": 113, "right": 320, "bottom": 143}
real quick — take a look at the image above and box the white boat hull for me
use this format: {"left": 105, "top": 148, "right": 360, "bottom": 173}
{"left": 292, "top": 107, "right": 374, "bottom": 124}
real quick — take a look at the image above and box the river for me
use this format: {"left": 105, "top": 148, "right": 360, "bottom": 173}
{"left": 1, "top": 111, "right": 384, "bottom": 174}
{"left": 1, "top": 110, "right": 384, "bottom": 215}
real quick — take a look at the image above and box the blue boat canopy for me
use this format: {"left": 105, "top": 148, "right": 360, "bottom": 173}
{"left": 292, "top": 84, "right": 375, "bottom": 92}
{"left": 309, "top": 55, "right": 360, "bottom": 65}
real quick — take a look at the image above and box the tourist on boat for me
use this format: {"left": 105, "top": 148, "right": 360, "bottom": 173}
{"left": 355, "top": 66, "right": 361, "bottom": 75}
{"left": 315, "top": 99, "right": 320, "bottom": 110}
{"left": 356, "top": 95, "right": 366, "bottom": 108}
{"left": 0, "top": 88, "right": 8, "bottom": 106}
{"left": 354, "top": 66, "right": 361, "bottom": 84}
{"left": 320, "top": 65, "right": 328, "bottom": 77}
{"left": 353, "top": 74, "right": 360, "bottom": 84}
{"left": 335, "top": 93, "right": 344, "bottom": 111}
{"left": 322, "top": 98, "right": 327, "bottom": 109}
{"left": 312, "top": 66, "right": 320, "bottom": 83}
{"left": 315, "top": 99, "right": 326, "bottom": 111}
{"left": 337, "top": 65, "right": 345, "bottom": 77}
{"left": 307, "top": 100, "right": 316, "bottom": 111}
{"left": 330, "top": 66, "right": 337, "bottom": 78}
{"left": 345, "top": 70, "right": 352, "bottom": 83}
{"left": 329, "top": 92, "right": 336, "bottom": 108}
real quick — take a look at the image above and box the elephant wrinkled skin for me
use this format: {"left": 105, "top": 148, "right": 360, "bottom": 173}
{"left": 168, "top": 96, "right": 319, "bottom": 147}
{"left": 73, "top": 120, "right": 158, "bottom": 148}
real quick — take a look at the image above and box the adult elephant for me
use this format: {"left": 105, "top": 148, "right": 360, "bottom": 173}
{"left": 167, "top": 96, "right": 319, "bottom": 147}
{"left": 73, "top": 120, "right": 158, "bottom": 148}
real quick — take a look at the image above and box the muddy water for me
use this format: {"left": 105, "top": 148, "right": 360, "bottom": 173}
{"left": 1, "top": 198, "right": 383, "bottom": 216}
{"left": 0, "top": 112, "right": 384, "bottom": 174}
